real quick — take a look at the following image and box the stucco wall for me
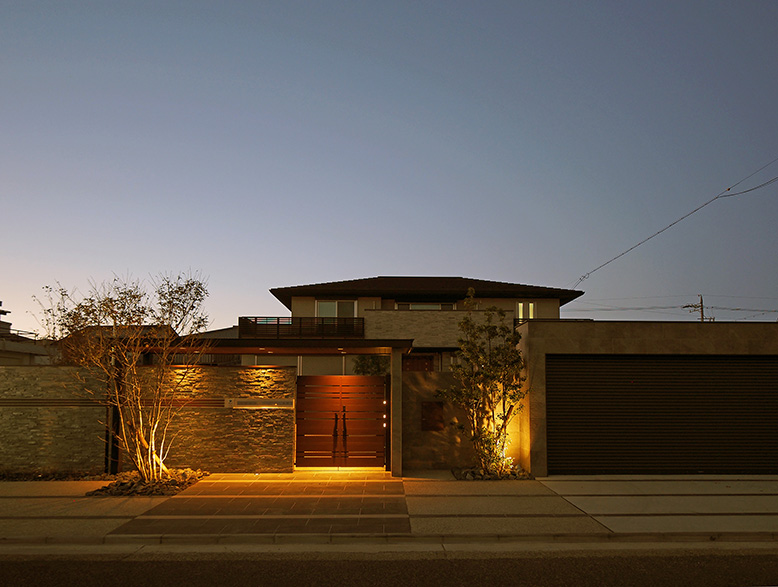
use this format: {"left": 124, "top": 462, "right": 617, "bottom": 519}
{"left": 401, "top": 372, "right": 476, "bottom": 470}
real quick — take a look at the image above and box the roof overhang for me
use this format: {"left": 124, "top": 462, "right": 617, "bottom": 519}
{"left": 270, "top": 276, "right": 584, "bottom": 310}
{"left": 174, "top": 338, "right": 414, "bottom": 356}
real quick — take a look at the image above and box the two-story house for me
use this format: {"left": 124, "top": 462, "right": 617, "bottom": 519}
{"left": 203, "top": 276, "right": 583, "bottom": 474}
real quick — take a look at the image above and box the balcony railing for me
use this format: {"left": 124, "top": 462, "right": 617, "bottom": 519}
{"left": 238, "top": 317, "right": 365, "bottom": 339}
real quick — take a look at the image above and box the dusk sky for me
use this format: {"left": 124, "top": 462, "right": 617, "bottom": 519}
{"left": 3, "top": 1, "right": 778, "bottom": 333}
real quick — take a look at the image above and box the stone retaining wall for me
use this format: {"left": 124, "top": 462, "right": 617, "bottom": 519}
{"left": 164, "top": 366, "right": 296, "bottom": 473}
{"left": 0, "top": 366, "right": 106, "bottom": 475}
{"left": 0, "top": 365, "right": 296, "bottom": 475}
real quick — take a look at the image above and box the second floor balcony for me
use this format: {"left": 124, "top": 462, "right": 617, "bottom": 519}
{"left": 238, "top": 317, "right": 365, "bottom": 339}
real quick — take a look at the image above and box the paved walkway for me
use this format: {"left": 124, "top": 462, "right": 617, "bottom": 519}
{"left": 111, "top": 471, "right": 410, "bottom": 537}
{"left": 2, "top": 472, "right": 778, "bottom": 547}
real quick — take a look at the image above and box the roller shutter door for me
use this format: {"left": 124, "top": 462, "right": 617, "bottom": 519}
{"left": 545, "top": 355, "right": 778, "bottom": 474}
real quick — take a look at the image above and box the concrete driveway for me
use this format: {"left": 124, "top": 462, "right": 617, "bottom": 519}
{"left": 538, "top": 475, "right": 778, "bottom": 535}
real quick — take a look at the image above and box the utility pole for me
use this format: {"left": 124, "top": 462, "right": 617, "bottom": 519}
{"left": 683, "top": 294, "right": 706, "bottom": 322}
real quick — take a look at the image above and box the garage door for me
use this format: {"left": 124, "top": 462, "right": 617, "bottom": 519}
{"left": 296, "top": 375, "right": 388, "bottom": 467}
{"left": 546, "top": 355, "right": 778, "bottom": 474}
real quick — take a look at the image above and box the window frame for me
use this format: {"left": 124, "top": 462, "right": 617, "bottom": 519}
{"left": 315, "top": 300, "right": 357, "bottom": 318}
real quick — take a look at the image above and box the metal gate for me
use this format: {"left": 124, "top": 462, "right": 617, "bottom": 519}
{"left": 546, "top": 354, "right": 778, "bottom": 474}
{"left": 295, "top": 375, "right": 388, "bottom": 467}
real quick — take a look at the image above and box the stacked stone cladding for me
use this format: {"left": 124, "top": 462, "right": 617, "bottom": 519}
{"left": 0, "top": 366, "right": 105, "bottom": 475}
{"left": 364, "top": 309, "right": 519, "bottom": 348}
{"left": 163, "top": 366, "right": 296, "bottom": 473}
{"left": 0, "top": 365, "right": 297, "bottom": 475}
{"left": 365, "top": 310, "right": 466, "bottom": 348}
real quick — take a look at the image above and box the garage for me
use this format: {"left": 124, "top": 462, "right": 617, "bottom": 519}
{"left": 545, "top": 354, "right": 778, "bottom": 474}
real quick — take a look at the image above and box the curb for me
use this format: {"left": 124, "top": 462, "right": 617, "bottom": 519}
{"left": 4, "top": 532, "right": 778, "bottom": 546}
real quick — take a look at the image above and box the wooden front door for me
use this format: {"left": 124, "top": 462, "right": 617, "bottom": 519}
{"left": 296, "top": 375, "right": 388, "bottom": 467}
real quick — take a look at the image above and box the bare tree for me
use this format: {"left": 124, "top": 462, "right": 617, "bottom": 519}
{"left": 38, "top": 273, "right": 210, "bottom": 482}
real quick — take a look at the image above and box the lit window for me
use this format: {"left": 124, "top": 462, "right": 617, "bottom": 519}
{"left": 517, "top": 302, "right": 535, "bottom": 320}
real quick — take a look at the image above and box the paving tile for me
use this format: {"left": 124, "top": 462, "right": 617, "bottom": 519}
{"left": 109, "top": 518, "right": 195, "bottom": 535}
{"left": 595, "top": 514, "right": 778, "bottom": 534}
{"left": 410, "top": 516, "right": 610, "bottom": 536}
{"left": 566, "top": 495, "right": 778, "bottom": 515}
{"left": 539, "top": 479, "right": 778, "bottom": 496}
{"left": 383, "top": 518, "right": 413, "bottom": 533}
{"left": 0, "top": 497, "right": 165, "bottom": 518}
{"left": 403, "top": 481, "right": 555, "bottom": 496}
{"left": 0, "top": 482, "right": 111, "bottom": 497}
{"left": 0, "top": 518, "right": 130, "bottom": 538}
{"left": 406, "top": 495, "right": 582, "bottom": 516}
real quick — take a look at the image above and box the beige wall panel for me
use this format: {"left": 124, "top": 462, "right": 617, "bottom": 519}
{"left": 300, "top": 355, "right": 344, "bottom": 375}
{"left": 290, "top": 297, "right": 316, "bottom": 317}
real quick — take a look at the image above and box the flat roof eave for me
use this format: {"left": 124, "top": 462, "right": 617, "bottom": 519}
{"left": 202, "top": 338, "right": 414, "bottom": 355}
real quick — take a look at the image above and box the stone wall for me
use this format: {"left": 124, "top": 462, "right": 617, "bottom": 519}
{"left": 0, "top": 365, "right": 297, "bottom": 475}
{"left": 401, "top": 372, "right": 475, "bottom": 470}
{"left": 164, "top": 366, "right": 296, "bottom": 473}
{"left": 0, "top": 366, "right": 106, "bottom": 475}
{"left": 365, "top": 310, "right": 472, "bottom": 347}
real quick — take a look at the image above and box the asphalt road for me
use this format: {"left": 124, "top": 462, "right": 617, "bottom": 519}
{"left": 3, "top": 551, "right": 778, "bottom": 587}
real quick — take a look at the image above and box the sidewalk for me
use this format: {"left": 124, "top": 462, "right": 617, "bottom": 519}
{"left": 2, "top": 471, "right": 778, "bottom": 551}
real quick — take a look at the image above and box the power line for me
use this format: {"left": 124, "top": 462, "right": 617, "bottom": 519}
{"left": 571, "top": 156, "right": 778, "bottom": 288}
{"left": 569, "top": 304, "right": 778, "bottom": 316}
{"left": 570, "top": 305, "right": 778, "bottom": 313}
{"left": 570, "top": 305, "right": 681, "bottom": 312}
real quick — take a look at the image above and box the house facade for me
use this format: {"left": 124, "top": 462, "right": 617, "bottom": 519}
{"left": 2, "top": 278, "right": 777, "bottom": 477}
{"left": 202, "top": 276, "right": 583, "bottom": 475}
{"left": 204, "top": 276, "right": 778, "bottom": 476}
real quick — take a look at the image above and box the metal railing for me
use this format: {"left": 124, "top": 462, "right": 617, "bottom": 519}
{"left": 0, "top": 328, "right": 39, "bottom": 341}
{"left": 238, "top": 317, "right": 365, "bottom": 339}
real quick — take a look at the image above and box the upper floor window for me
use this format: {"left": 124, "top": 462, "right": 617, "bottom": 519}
{"left": 517, "top": 302, "right": 535, "bottom": 320}
{"left": 316, "top": 300, "right": 356, "bottom": 318}
{"left": 397, "top": 303, "right": 455, "bottom": 311}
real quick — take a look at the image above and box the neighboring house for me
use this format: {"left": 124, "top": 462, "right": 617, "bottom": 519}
{"left": 0, "top": 301, "right": 48, "bottom": 366}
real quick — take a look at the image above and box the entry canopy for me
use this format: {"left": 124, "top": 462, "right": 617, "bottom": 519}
{"left": 186, "top": 337, "right": 413, "bottom": 356}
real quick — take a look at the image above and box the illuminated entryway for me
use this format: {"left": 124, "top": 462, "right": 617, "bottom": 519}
{"left": 295, "top": 375, "right": 389, "bottom": 468}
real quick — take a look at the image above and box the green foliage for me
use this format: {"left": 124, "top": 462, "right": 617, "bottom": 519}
{"left": 438, "top": 288, "right": 525, "bottom": 475}
{"left": 37, "top": 272, "right": 210, "bottom": 483}
{"left": 352, "top": 355, "right": 390, "bottom": 376}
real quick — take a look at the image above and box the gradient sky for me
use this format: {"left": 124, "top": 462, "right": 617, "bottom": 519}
{"left": 3, "top": 1, "right": 778, "bottom": 333}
